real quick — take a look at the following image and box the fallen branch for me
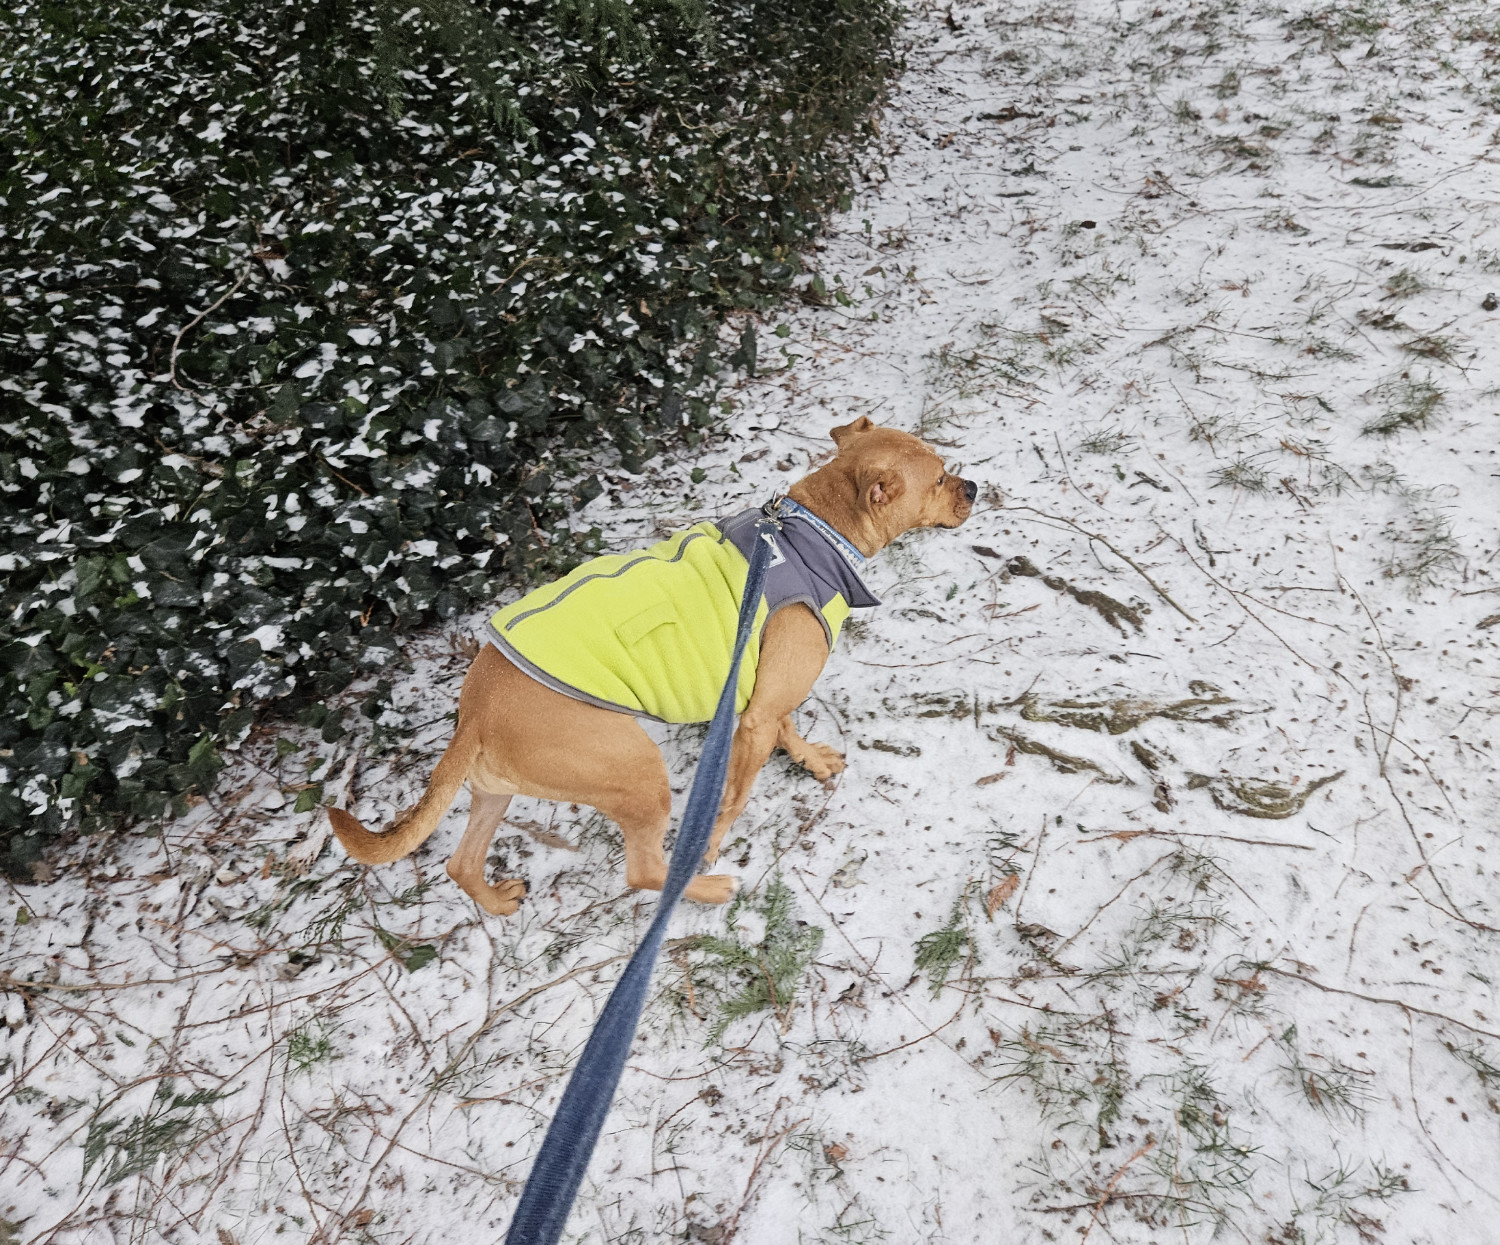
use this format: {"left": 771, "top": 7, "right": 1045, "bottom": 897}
{"left": 1264, "top": 966, "right": 1500, "bottom": 1041}
{"left": 1081, "top": 1138, "right": 1158, "bottom": 1242}
{"left": 1169, "top": 537, "right": 1322, "bottom": 670}
{"left": 0, "top": 959, "right": 275, "bottom": 995}
{"left": 1005, "top": 505, "right": 1197, "bottom": 622}
{"left": 1055, "top": 852, "right": 1177, "bottom": 952}
{"left": 720, "top": 1098, "right": 809, "bottom": 1245}
{"left": 1077, "top": 829, "right": 1315, "bottom": 850}
{"left": 169, "top": 268, "right": 253, "bottom": 390}
{"left": 1343, "top": 578, "right": 1491, "bottom": 932}
{"left": 335, "top": 951, "right": 631, "bottom": 1228}
{"left": 853, "top": 995, "right": 969, "bottom": 1063}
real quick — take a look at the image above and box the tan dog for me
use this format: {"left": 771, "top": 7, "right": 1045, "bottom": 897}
{"left": 328, "top": 417, "right": 975, "bottom": 913}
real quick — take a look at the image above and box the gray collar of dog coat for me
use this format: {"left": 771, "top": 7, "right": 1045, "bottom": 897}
{"left": 717, "top": 503, "right": 881, "bottom": 643}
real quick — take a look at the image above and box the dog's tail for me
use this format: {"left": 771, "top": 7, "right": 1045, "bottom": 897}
{"left": 328, "top": 724, "right": 480, "bottom": 865}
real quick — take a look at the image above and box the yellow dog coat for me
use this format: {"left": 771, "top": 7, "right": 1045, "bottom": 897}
{"left": 485, "top": 501, "right": 879, "bottom": 723}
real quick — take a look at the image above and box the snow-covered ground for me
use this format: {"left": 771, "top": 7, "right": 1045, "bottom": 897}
{"left": 6, "top": 0, "right": 1500, "bottom": 1241}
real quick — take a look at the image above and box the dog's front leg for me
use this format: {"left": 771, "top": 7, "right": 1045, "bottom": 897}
{"left": 704, "top": 604, "right": 829, "bottom": 865}
{"left": 775, "top": 716, "right": 846, "bottom": 782}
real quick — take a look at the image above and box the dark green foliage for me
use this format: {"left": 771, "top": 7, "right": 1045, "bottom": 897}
{"left": 82, "top": 1080, "right": 234, "bottom": 1186}
{"left": 683, "top": 875, "right": 823, "bottom": 1042}
{"left": 0, "top": 0, "right": 896, "bottom": 863}
{"left": 374, "top": 921, "right": 438, "bottom": 971}
{"left": 913, "top": 888, "right": 977, "bottom": 995}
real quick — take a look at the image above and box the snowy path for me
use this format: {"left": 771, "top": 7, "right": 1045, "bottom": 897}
{"left": 5, "top": 1, "right": 1500, "bottom": 1242}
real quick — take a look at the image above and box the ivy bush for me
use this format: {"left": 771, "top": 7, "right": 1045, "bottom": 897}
{"left": 0, "top": 0, "right": 897, "bottom": 872}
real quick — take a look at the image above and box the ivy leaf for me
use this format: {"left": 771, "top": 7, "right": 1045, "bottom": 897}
{"left": 374, "top": 924, "right": 438, "bottom": 972}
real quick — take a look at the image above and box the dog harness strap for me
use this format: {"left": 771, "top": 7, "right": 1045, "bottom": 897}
{"left": 503, "top": 511, "right": 780, "bottom": 1245}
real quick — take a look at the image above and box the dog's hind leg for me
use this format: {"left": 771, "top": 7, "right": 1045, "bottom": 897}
{"left": 446, "top": 788, "right": 527, "bottom": 916}
{"left": 457, "top": 647, "right": 736, "bottom": 904}
{"left": 578, "top": 752, "right": 734, "bottom": 906}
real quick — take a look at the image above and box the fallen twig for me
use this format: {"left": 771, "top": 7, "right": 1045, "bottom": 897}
{"left": 334, "top": 951, "right": 632, "bottom": 1226}
{"left": 1055, "top": 852, "right": 1177, "bottom": 952}
{"left": 1265, "top": 966, "right": 1500, "bottom": 1041}
{"left": 1081, "top": 1137, "right": 1158, "bottom": 1241}
{"left": 719, "top": 1098, "right": 809, "bottom": 1245}
{"left": 853, "top": 995, "right": 969, "bottom": 1062}
{"left": 1077, "top": 829, "right": 1314, "bottom": 850}
{"left": 1169, "top": 537, "right": 1322, "bottom": 670}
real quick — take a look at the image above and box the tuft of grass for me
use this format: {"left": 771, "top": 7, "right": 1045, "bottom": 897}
{"left": 1299, "top": 335, "right": 1360, "bottom": 361}
{"left": 1380, "top": 266, "right": 1428, "bottom": 299}
{"left": 1272, "top": 1160, "right": 1411, "bottom": 1244}
{"left": 1363, "top": 375, "right": 1443, "bottom": 435}
{"left": 1401, "top": 333, "right": 1461, "bottom": 364}
{"left": 1080, "top": 426, "right": 1134, "bottom": 456}
{"left": 1277, "top": 1025, "right": 1372, "bottom": 1121}
{"left": 285, "top": 1021, "right": 334, "bottom": 1074}
{"left": 1445, "top": 1038, "right": 1500, "bottom": 1088}
{"left": 1147, "top": 1098, "right": 1258, "bottom": 1233}
{"left": 989, "top": 1020, "right": 1090, "bottom": 1124}
{"left": 926, "top": 327, "right": 1046, "bottom": 409}
{"left": 1381, "top": 505, "right": 1462, "bottom": 590}
{"left": 1287, "top": 0, "right": 1389, "bottom": 50}
{"left": 1358, "top": 462, "right": 1464, "bottom": 590}
{"left": 683, "top": 876, "right": 823, "bottom": 1042}
{"left": 1088, "top": 897, "right": 1226, "bottom": 983}
{"left": 1186, "top": 410, "right": 1250, "bottom": 448}
{"left": 1174, "top": 98, "right": 1203, "bottom": 124}
{"left": 1211, "top": 454, "right": 1273, "bottom": 492}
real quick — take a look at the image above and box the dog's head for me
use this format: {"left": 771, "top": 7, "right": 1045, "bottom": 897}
{"left": 801, "top": 416, "right": 976, "bottom": 551}
{"left": 788, "top": 417, "right": 979, "bottom": 554}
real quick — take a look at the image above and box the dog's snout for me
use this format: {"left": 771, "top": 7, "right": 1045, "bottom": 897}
{"left": 962, "top": 478, "right": 978, "bottom": 502}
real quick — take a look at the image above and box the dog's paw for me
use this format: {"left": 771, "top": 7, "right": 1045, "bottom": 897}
{"left": 472, "top": 877, "right": 528, "bottom": 917}
{"left": 684, "top": 874, "right": 738, "bottom": 905}
{"left": 797, "top": 742, "right": 846, "bottom": 782}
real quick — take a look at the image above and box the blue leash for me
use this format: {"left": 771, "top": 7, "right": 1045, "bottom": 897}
{"left": 504, "top": 504, "right": 781, "bottom": 1245}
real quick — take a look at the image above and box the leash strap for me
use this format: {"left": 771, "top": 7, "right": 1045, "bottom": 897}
{"left": 504, "top": 507, "right": 781, "bottom": 1245}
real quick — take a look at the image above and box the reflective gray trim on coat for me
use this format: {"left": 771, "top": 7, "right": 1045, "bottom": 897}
{"left": 484, "top": 624, "right": 666, "bottom": 722}
{"left": 499, "top": 529, "right": 712, "bottom": 633}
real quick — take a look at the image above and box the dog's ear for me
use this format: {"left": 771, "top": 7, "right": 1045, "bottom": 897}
{"left": 830, "top": 416, "right": 875, "bottom": 447}
{"left": 862, "top": 467, "right": 904, "bottom": 510}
